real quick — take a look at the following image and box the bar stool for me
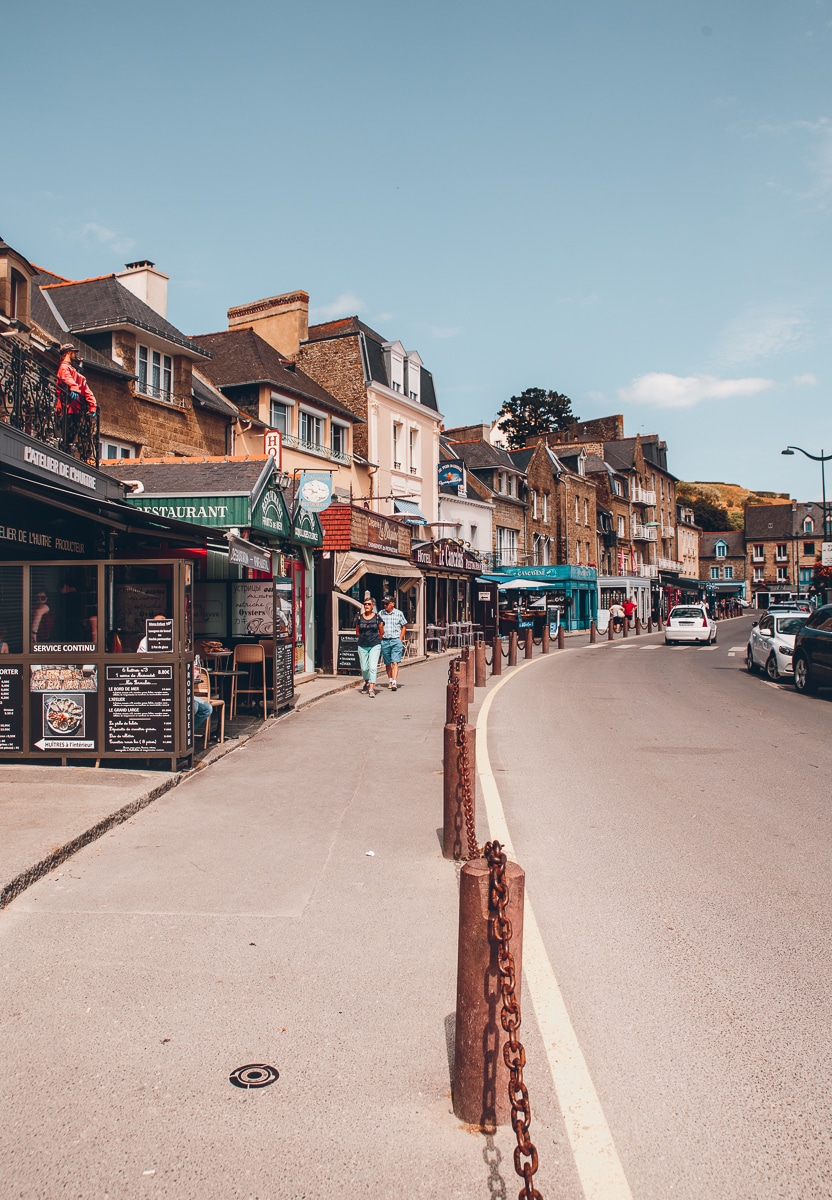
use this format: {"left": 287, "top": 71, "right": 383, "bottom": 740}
{"left": 230, "top": 643, "right": 268, "bottom": 718}
{"left": 196, "top": 668, "right": 225, "bottom": 746}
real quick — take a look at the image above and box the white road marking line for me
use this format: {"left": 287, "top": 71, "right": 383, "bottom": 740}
{"left": 728, "top": 646, "right": 745, "bottom": 653}
{"left": 478, "top": 660, "right": 634, "bottom": 1200}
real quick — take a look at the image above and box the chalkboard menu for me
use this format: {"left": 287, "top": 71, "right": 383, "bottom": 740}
{"left": 105, "top": 664, "right": 175, "bottom": 753}
{"left": 0, "top": 666, "right": 23, "bottom": 751}
{"left": 337, "top": 633, "right": 361, "bottom": 675}
{"left": 144, "top": 618, "right": 174, "bottom": 653}
{"left": 274, "top": 642, "right": 294, "bottom": 706}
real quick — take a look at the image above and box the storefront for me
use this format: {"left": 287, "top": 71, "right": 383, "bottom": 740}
{"left": 317, "top": 506, "right": 423, "bottom": 674}
{"left": 411, "top": 539, "right": 484, "bottom": 629}
{"left": 481, "top": 565, "right": 598, "bottom": 631}
{"left": 597, "top": 575, "right": 651, "bottom": 626}
{"left": 0, "top": 424, "right": 216, "bottom": 766}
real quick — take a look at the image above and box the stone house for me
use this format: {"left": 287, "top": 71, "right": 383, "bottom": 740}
{"left": 745, "top": 502, "right": 825, "bottom": 602}
{"left": 443, "top": 426, "right": 527, "bottom": 568}
{"left": 699, "top": 530, "right": 747, "bottom": 599}
{"left": 584, "top": 454, "right": 631, "bottom": 576}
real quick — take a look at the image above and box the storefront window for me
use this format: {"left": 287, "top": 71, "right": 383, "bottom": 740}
{"left": 0, "top": 566, "right": 23, "bottom": 653}
{"left": 105, "top": 564, "right": 172, "bottom": 652}
{"left": 29, "top": 565, "right": 98, "bottom": 651}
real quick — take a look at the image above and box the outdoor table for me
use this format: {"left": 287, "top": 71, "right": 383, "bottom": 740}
{"left": 209, "top": 668, "right": 245, "bottom": 706}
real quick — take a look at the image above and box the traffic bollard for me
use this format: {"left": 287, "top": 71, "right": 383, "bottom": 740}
{"left": 443, "top": 720, "right": 476, "bottom": 860}
{"left": 647, "top": 615, "right": 653, "bottom": 633}
{"left": 446, "top": 659, "right": 468, "bottom": 724}
{"left": 590, "top": 620, "right": 597, "bottom": 644}
{"left": 453, "top": 856, "right": 525, "bottom": 1126}
{"left": 508, "top": 631, "right": 517, "bottom": 666}
{"left": 657, "top": 610, "right": 663, "bottom": 631}
{"left": 524, "top": 628, "right": 533, "bottom": 659}
{"left": 462, "top": 648, "right": 474, "bottom": 706}
{"left": 635, "top": 615, "right": 641, "bottom": 636}
{"left": 542, "top": 624, "right": 550, "bottom": 653}
{"left": 623, "top": 618, "right": 629, "bottom": 638}
{"left": 491, "top": 636, "right": 502, "bottom": 676}
{"left": 557, "top": 624, "right": 565, "bottom": 650}
{"left": 474, "top": 639, "right": 487, "bottom": 687}
{"left": 608, "top": 618, "right": 614, "bottom": 641}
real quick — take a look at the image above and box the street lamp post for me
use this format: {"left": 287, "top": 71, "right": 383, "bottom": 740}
{"left": 781, "top": 443, "right": 831, "bottom": 548}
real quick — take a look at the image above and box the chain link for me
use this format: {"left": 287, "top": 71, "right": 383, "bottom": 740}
{"left": 456, "top": 710, "right": 479, "bottom": 861}
{"left": 484, "top": 840, "right": 543, "bottom": 1200}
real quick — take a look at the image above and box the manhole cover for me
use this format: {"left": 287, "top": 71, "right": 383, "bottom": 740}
{"left": 229, "top": 1063, "right": 279, "bottom": 1089}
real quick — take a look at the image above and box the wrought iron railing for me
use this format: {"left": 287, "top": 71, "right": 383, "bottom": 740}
{"left": 282, "top": 432, "right": 352, "bottom": 466}
{"left": 0, "top": 339, "right": 99, "bottom": 466}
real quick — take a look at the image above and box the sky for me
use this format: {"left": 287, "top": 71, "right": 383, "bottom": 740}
{"left": 4, "top": 0, "right": 832, "bottom": 500}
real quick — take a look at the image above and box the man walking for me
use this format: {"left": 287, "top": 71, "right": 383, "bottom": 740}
{"left": 379, "top": 594, "right": 407, "bottom": 691}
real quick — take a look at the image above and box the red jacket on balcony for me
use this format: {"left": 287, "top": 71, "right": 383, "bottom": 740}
{"left": 57, "top": 348, "right": 97, "bottom": 414}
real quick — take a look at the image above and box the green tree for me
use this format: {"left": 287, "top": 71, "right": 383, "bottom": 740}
{"left": 496, "top": 387, "right": 579, "bottom": 450}
{"left": 689, "top": 496, "right": 731, "bottom": 531}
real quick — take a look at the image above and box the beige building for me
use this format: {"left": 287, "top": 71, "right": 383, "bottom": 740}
{"left": 676, "top": 505, "right": 701, "bottom": 580}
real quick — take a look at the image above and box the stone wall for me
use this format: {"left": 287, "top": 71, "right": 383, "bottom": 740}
{"left": 297, "top": 336, "right": 369, "bottom": 458}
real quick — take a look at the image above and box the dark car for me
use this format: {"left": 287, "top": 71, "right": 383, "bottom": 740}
{"left": 792, "top": 604, "right": 832, "bottom": 693}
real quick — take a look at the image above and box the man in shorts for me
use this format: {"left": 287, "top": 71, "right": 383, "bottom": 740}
{"left": 379, "top": 594, "right": 407, "bottom": 691}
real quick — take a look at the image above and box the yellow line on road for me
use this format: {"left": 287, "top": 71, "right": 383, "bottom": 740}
{"left": 477, "top": 655, "right": 634, "bottom": 1200}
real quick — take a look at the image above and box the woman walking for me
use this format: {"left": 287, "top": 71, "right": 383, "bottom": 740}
{"left": 355, "top": 596, "right": 383, "bottom": 697}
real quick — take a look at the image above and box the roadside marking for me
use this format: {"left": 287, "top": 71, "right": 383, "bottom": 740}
{"left": 477, "top": 659, "right": 634, "bottom": 1200}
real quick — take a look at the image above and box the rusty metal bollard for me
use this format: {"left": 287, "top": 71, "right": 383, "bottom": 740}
{"left": 590, "top": 619, "right": 597, "bottom": 644}
{"left": 542, "top": 624, "right": 549, "bottom": 653}
{"left": 446, "top": 659, "right": 468, "bottom": 725}
{"left": 623, "top": 617, "right": 629, "bottom": 638}
{"left": 474, "top": 639, "right": 487, "bottom": 687}
{"left": 453, "top": 856, "right": 525, "bottom": 1125}
{"left": 508, "top": 630, "right": 517, "bottom": 666}
{"left": 524, "top": 628, "right": 533, "bottom": 659}
{"left": 608, "top": 617, "right": 614, "bottom": 641}
{"left": 635, "top": 615, "right": 641, "bottom": 636}
{"left": 557, "top": 624, "right": 565, "bottom": 650}
{"left": 443, "top": 719, "right": 476, "bottom": 860}
{"left": 647, "top": 615, "right": 653, "bottom": 633}
{"left": 462, "top": 648, "right": 474, "bottom": 706}
{"left": 491, "top": 636, "right": 502, "bottom": 676}
{"left": 657, "top": 610, "right": 664, "bottom": 631}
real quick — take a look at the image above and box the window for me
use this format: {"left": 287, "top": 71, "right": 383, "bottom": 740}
{"left": 724, "top": 566, "right": 734, "bottom": 579}
{"left": 575, "top": 496, "right": 580, "bottom": 522}
{"left": 469, "top": 523, "right": 478, "bottom": 550}
{"left": 753, "top": 566, "right": 764, "bottom": 582}
{"left": 270, "top": 399, "right": 289, "bottom": 434}
{"left": 660, "top": 478, "right": 664, "bottom": 499}
{"left": 542, "top": 493, "right": 548, "bottom": 521}
{"left": 583, "top": 498, "right": 589, "bottom": 525}
{"left": 137, "top": 345, "right": 173, "bottom": 402}
{"left": 496, "top": 526, "right": 518, "bottom": 566}
{"left": 532, "top": 491, "right": 538, "bottom": 519}
{"left": 576, "top": 541, "right": 582, "bottom": 564}
{"left": 715, "top": 541, "right": 727, "bottom": 558}
{"left": 392, "top": 423, "right": 401, "bottom": 468}
{"left": 799, "top": 567, "right": 813, "bottom": 585}
{"left": 508, "top": 475, "right": 517, "bottom": 498}
{"left": 776, "top": 566, "right": 788, "bottom": 583}
{"left": 710, "top": 567, "right": 720, "bottom": 579}
{"left": 617, "top": 515, "right": 625, "bottom": 537}
{"left": 803, "top": 517, "right": 814, "bottom": 533}
{"left": 99, "top": 439, "right": 135, "bottom": 460}
{"left": 299, "top": 410, "right": 324, "bottom": 447}
{"left": 804, "top": 542, "right": 815, "bottom": 556}
{"left": 775, "top": 543, "right": 788, "bottom": 561}
{"left": 498, "top": 472, "right": 507, "bottom": 494}
{"left": 409, "top": 428, "right": 418, "bottom": 474}
{"left": 612, "top": 479, "right": 622, "bottom": 496}
{"left": 331, "top": 422, "right": 348, "bottom": 459}
{"left": 752, "top": 544, "right": 764, "bottom": 561}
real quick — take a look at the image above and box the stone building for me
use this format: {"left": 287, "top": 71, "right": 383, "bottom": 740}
{"left": 745, "top": 501, "right": 825, "bottom": 604}
{"left": 443, "top": 426, "right": 527, "bottom": 567}
{"left": 699, "top": 530, "right": 747, "bottom": 603}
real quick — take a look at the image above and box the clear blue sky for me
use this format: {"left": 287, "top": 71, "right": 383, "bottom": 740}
{"left": 5, "top": 0, "right": 831, "bottom": 499}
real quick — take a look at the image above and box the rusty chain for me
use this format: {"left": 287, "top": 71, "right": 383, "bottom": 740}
{"left": 484, "top": 839, "right": 543, "bottom": 1200}
{"left": 456, "top": 710, "right": 479, "bottom": 861}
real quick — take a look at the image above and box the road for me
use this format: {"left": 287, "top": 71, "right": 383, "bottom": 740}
{"left": 487, "top": 613, "right": 832, "bottom": 1199}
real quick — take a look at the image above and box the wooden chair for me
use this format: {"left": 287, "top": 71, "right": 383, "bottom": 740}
{"left": 230, "top": 643, "right": 268, "bottom": 718}
{"left": 195, "top": 667, "right": 224, "bottom": 747}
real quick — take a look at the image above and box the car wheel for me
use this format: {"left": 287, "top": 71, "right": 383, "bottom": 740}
{"left": 710, "top": 628, "right": 717, "bottom": 644}
{"left": 793, "top": 653, "right": 816, "bottom": 694}
{"left": 765, "top": 654, "right": 779, "bottom": 682}
{"left": 746, "top": 647, "right": 756, "bottom": 673}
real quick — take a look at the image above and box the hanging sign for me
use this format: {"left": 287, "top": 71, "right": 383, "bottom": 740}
{"left": 437, "top": 462, "right": 464, "bottom": 487}
{"left": 264, "top": 430, "right": 282, "bottom": 465}
{"left": 297, "top": 471, "right": 333, "bottom": 513}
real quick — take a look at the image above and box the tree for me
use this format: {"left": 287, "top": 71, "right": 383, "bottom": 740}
{"left": 688, "top": 496, "right": 731, "bottom": 531}
{"left": 496, "top": 387, "right": 579, "bottom": 451}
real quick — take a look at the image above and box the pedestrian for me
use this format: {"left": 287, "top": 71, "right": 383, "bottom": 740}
{"left": 379, "top": 594, "right": 407, "bottom": 691}
{"left": 622, "top": 597, "right": 636, "bottom": 627}
{"left": 355, "top": 596, "right": 382, "bottom": 698}
{"left": 609, "top": 600, "right": 625, "bottom": 634}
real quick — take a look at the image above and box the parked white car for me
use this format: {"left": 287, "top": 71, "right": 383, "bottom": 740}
{"left": 746, "top": 612, "right": 808, "bottom": 680}
{"left": 664, "top": 604, "right": 717, "bottom": 645}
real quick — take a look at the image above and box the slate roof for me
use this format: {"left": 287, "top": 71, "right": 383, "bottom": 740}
{"left": 30, "top": 270, "right": 134, "bottom": 378}
{"left": 745, "top": 502, "right": 823, "bottom": 539}
{"left": 191, "top": 369, "right": 245, "bottom": 419}
{"left": 103, "top": 456, "right": 275, "bottom": 497}
{"left": 447, "top": 439, "right": 521, "bottom": 472}
{"left": 191, "top": 329, "right": 359, "bottom": 423}
{"left": 306, "top": 317, "right": 439, "bottom": 412}
{"left": 41, "top": 275, "right": 209, "bottom": 356}
{"left": 700, "top": 530, "right": 746, "bottom": 558}
{"left": 506, "top": 448, "right": 535, "bottom": 472}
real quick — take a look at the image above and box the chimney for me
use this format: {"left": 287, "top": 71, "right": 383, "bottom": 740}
{"left": 116, "top": 260, "right": 169, "bottom": 318}
{"left": 227, "top": 290, "right": 309, "bottom": 357}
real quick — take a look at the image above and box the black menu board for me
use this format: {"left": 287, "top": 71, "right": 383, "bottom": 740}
{"left": 144, "top": 618, "right": 175, "bottom": 653}
{"left": 337, "top": 633, "right": 361, "bottom": 675}
{"left": 274, "top": 642, "right": 294, "bottom": 706}
{"left": 0, "top": 666, "right": 23, "bottom": 751}
{"left": 105, "top": 664, "right": 175, "bottom": 753}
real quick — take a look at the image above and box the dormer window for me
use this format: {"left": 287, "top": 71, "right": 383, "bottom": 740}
{"left": 404, "top": 351, "right": 421, "bottom": 403}
{"left": 803, "top": 517, "right": 814, "bottom": 533}
{"left": 9, "top": 269, "right": 28, "bottom": 323}
{"left": 383, "top": 340, "right": 406, "bottom": 394}
{"left": 715, "top": 541, "right": 727, "bottom": 558}
{"left": 137, "top": 344, "right": 173, "bottom": 403}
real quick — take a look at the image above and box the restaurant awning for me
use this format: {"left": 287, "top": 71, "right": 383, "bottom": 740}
{"left": 393, "top": 498, "right": 428, "bottom": 524}
{"left": 487, "top": 577, "right": 567, "bottom": 592}
{"left": 335, "top": 550, "right": 421, "bottom": 592}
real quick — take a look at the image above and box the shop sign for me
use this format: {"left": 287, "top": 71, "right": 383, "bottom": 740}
{"left": 228, "top": 537, "right": 272, "bottom": 573}
{"left": 0, "top": 523, "right": 85, "bottom": 555}
{"left": 264, "top": 430, "right": 282, "bottom": 465}
{"left": 823, "top": 542, "right": 832, "bottom": 567}
{"left": 292, "top": 507, "right": 323, "bottom": 546}
{"left": 0, "top": 666, "right": 23, "bottom": 751}
{"left": 251, "top": 487, "right": 290, "bottom": 538}
{"left": 366, "top": 514, "right": 400, "bottom": 554}
{"left": 231, "top": 581, "right": 274, "bottom": 636}
{"left": 29, "top": 663, "right": 97, "bottom": 751}
{"left": 274, "top": 643, "right": 294, "bottom": 705}
{"left": 143, "top": 618, "right": 174, "bottom": 653}
{"left": 22, "top": 445, "right": 97, "bottom": 491}
{"left": 337, "top": 633, "right": 361, "bottom": 675}
{"left": 127, "top": 494, "right": 249, "bottom": 527}
{"left": 438, "top": 462, "right": 464, "bottom": 487}
{"left": 411, "top": 540, "right": 482, "bottom": 573}
{"left": 297, "top": 471, "right": 333, "bottom": 513}
{"left": 105, "top": 664, "right": 175, "bottom": 753}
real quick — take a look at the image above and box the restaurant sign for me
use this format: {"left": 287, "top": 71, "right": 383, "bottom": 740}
{"left": 128, "top": 494, "right": 249, "bottom": 527}
{"left": 366, "top": 514, "right": 400, "bottom": 554}
{"left": 228, "top": 536, "right": 272, "bottom": 573}
{"left": 251, "top": 487, "right": 291, "bottom": 538}
{"left": 291, "top": 506, "right": 323, "bottom": 547}
{"left": 411, "top": 539, "right": 482, "bottom": 574}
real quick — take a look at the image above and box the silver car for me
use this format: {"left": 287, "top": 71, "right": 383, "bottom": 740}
{"left": 665, "top": 604, "right": 717, "bottom": 645}
{"left": 746, "top": 612, "right": 808, "bottom": 680}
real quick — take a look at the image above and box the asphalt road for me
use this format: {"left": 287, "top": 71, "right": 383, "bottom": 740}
{"left": 487, "top": 613, "right": 832, "bottom": 1199}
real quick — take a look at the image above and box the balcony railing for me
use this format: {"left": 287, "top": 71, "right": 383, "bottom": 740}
{"left": 632, "top": 523, "right": 657, "bottom": 541}
{"left": 657, "top": 556, "right": 683, "bottom": 572}
{"left": 0, "top": 338, "right": 99, "bottom": 466}
{"left": 482, "top": 550, "right": 519, "bottom": 570}
{"left": 635, "top": 563, "right": 658, "bottom": 578}
{"left": 661, "top": 524, "right": 675, "bottom": 539}
{"left": 631, "top": 485, "right": 657, "bottom": 505}
{"left": 282, "top": 432, "right": 352, "bottom": 466}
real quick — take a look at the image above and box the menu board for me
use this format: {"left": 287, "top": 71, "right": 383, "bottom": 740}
{"left": 29, "top": 664, "right": 97, "bottom": 752}
{"left": 0, "top": 665, "right": 23, "bottom": 751}
{"left": 231, "top": 582, "right": 274, "bottom": 637}
{"left": 337, "top": 633, "right": 361, "bottom": 675}
{"left": 144, "top": 618, "right": 174, "bottom": 653}
{"left": 105, "top": 664, "right": 175, "bottom": 754}
{"left": 274, "top": 642, "right": 294, "bottom": 706}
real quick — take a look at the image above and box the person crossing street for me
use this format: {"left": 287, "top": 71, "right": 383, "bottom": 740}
{"left": 379, "top": 594, "right": 408, "bottom": 691}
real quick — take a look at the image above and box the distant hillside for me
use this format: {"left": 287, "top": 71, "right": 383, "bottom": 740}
{"left": 678, "top": 481, "right": 790, "bottom": 531}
